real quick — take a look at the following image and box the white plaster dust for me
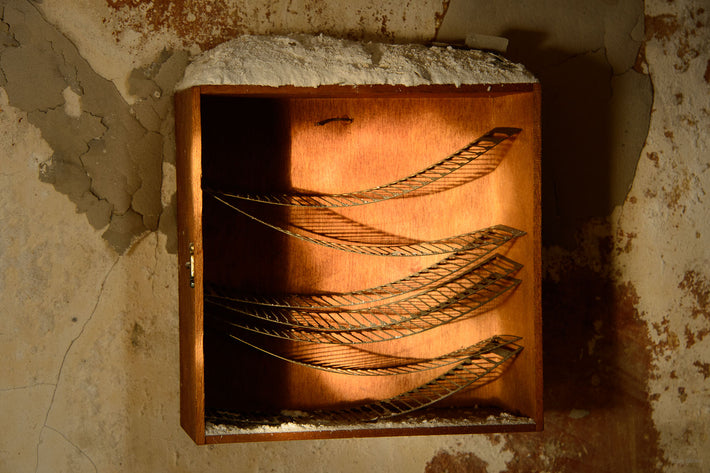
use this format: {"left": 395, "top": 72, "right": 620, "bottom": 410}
{"left": 178, "top": 34, "right": 537, "bottom": 90}
{"left": 206, "top": 410, "right": 534, "bottom": 436}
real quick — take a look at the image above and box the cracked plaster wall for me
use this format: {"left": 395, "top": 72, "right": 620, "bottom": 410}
{"left": 0, "top": 0, "right": 708, "bottom": 472}
{"left": 1, "top": 0, "right": 186, "bottom": 253}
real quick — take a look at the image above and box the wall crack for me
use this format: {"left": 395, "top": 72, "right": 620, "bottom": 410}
{"left": 433, "top": 0, "right": 450, "bottom": 41}
{"left": 34, "top": 256, "right": 119, "bottom": 473}
{"left": 42, "top": 425, "right": 98, "bottom": 473}
{"left": 0, "top": 383, "right": 55, "bottom": 392}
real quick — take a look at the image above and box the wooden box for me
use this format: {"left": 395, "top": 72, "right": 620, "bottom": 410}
{"left": 175, "top": 83, "right": 541, "bottom": 444}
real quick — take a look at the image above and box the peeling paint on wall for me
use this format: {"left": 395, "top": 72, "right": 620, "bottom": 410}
{"left": 34, "top": 1, "right": 446, "bottom": 101}
{"left": 102, "top": 0, "right": 445, "bottom": 48}
{"left": 0, "top": 0, "right": 184, "bottom": 253}
{"left": 426, "top": 449, "right": 489, "bottom": 473}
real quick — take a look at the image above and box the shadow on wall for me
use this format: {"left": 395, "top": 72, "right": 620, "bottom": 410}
{"left": 502, "top": 28, "right": 647, "bottom": 247}
{"left": 500, "top": 29, "right": 652, "bottom": 411}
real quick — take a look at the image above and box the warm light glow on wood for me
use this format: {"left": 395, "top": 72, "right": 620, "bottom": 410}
{"left": 175, "top": 84, "right": 541, "bottom": 444}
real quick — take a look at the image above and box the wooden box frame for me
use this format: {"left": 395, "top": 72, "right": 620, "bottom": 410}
{"left": 175, "top": 83, "right": 542, "bottom": 444}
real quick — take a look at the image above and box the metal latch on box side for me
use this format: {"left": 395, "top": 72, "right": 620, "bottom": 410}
{"left": 186, "top": 242, "right": 195, "bottom": 288}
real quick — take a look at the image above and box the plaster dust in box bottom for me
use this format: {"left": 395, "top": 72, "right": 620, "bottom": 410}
{"left": 193, "top": 91, "right": 541, "bottom": 439}
{"left": 205, "top": 408, "right": 535, "bottom": 436}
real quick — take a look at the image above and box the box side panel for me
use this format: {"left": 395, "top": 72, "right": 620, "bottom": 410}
{"left": 199, "top": 83, "right": 536, "bottom": 98}
{"left": 532, "top": 83, "right": 543, "bottom": 430}
{"left": 175, "top": 87, "right": 206, "bottom": 444}
{"left": 442, "top": 90, "right": 539, "bottom": 422}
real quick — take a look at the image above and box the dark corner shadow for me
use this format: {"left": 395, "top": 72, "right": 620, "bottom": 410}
{"left": 199, "top": 95, "right": 295, "bottom": 413}
{"left": 501, "top": 29, "right": 620, "bottom": 411}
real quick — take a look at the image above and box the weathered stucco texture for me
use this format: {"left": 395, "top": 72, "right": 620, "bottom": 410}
{"left": 0, "top": 0, "right": 708, "bottom": 472}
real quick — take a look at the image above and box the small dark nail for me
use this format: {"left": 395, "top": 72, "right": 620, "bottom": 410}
{"left": 315, "top": 117, "right": 354, "bottom": 126}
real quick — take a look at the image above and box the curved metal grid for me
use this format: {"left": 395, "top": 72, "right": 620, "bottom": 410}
{"left": 321, "top": 336, "right": 522, "bottom": 422}
{"left": 216, "top": 333, "right": 521, "bottom": 376}
{"left": 206, "top": 255, "right": 521, "bottom": 331}
{"left": 205, "top": 335, "right": 523, "bottom": 424}
{"left": 204, "top": 232, "right": 523, "bottom": 310}
{"left": 208, "top": 272, "right": 520, "bottom": 344}
{"left": 206, "top": 194, "right": 523, "bottom": 256}
{"left": 205, "top": 127, "right": 520, "bottom": 208}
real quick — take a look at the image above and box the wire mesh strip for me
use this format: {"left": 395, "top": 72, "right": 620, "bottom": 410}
{"left": 320, "top": 338, "right": 523, "bottom": 422}
{"left": 284, "top": 207, "right": 423, "bottom": 246}
{"left": 205, "top": 127, "right": 520, "bottom": 208}
{"left": 208, "top": 275, "right": 520, "bottom": 344}
{"left": 217, "top": 332, "right": 521, "bottom": 376}
{"left": 206, "top": 255, "right": 521, "bottom": 331}
{"left": 204, "top": 336, "right": 523, "bottom": 425}
{"left": 204, "top": 230, "right": 523, "bottom": 309}
{"left": 208, "top": 194, "right": 522, "bottom": 257}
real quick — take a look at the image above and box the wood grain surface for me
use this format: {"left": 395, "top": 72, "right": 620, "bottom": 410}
{"left": 176, "top": 83, "right": 541, "bottom": 443}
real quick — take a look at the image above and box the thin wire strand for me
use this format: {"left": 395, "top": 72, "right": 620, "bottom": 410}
{"left": 206, "top": 255, "right": 521, "bottom": 331}
{"left": 208, "top": 274, "right": 520, "bottom": 344}
{"left": 205, "top": 127, "right": 521, "bottom": 208}
{"left": 213, "top": 332, "right": 521, "bottom": 376}
{"left": 205, "top": 336, "right": 523, "bottom": 424}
